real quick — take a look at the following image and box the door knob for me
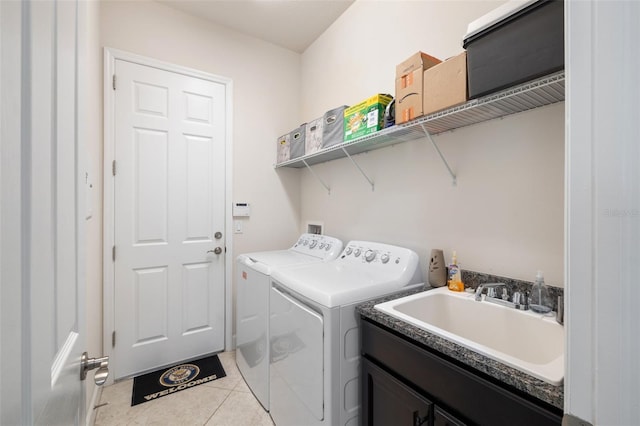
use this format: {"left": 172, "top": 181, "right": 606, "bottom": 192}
{"left": 207, "top": 247, "right": 222, "bottom": 255}
{"left": 81, "top": 352, "right": 109, "bottom": 386}
{"left": 214, "top": 231, "right": 222, "bottom": 240}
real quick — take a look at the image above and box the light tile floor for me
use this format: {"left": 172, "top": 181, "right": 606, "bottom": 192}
{"left": 94, "top": 351, "right": 274, "bottom": 426}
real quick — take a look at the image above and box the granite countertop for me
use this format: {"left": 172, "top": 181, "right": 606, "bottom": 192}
{"left": 356, "top": 285, "right": 564, "bottom": 410}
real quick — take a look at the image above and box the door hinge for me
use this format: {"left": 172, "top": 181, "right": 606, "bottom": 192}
{"left": 112, "top": 331, "right": 116, "bottom": 348}
{"left": 112, "top": 74, "right": 116, "bottom": 90}
{"left": 112, "top": 160, "right": 116, "bottom": 176}
{"left": 112, "top": 245, "right": 116, "bottom": 262}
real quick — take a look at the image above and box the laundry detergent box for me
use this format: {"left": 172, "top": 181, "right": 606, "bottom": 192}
{"left": 343, "top": 94, "right": 393, "bottom": 142}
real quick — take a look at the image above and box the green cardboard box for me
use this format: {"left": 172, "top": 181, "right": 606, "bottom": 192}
{"left": 343, "top": 94, "right": 393, "bottom": 142}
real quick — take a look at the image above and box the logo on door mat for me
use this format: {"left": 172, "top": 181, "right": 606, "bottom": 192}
{"left": 159, "top": 363, "right": 200, "bottom": 387}
{"left": 131, "top": 354, "right": 226, "bottom": 406}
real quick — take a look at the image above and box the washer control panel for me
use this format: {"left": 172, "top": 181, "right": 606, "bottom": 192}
{"left": 292, "top": 233, "right": 343, "bottom": 260}
{"left": 339, "top": 241, "right": 413, "bottom": 268}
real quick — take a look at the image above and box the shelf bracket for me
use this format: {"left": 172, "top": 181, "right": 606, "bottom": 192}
{"left": 420, "top": 124, "right": 457, "bottom": 186}
{"left": 341, "top": 146, "right": 375, "bottom": 191}
{"left": 301, "top": 158, "right": 331, "bottom": 195}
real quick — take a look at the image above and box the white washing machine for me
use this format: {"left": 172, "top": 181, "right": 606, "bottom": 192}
{"left": 235, "top": 234, "right": 343, "bottom": 411}
{"left": 269, "top": 241, "right": 423, "bottom": 426}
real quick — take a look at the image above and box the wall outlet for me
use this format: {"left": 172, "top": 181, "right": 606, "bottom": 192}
{"left": 307, "top": 222, "right": 323, "bottom": 235}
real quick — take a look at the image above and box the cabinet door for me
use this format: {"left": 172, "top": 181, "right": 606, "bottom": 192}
{"left": 362, "top": 357, "right": 432, "bottom": 426}
{"left": 434, "top": 407, "right": 466, "bottom": 426}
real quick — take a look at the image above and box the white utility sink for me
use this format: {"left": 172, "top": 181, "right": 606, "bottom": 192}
{"left": 374, "top": 287, "right": 564, "bottom": 385}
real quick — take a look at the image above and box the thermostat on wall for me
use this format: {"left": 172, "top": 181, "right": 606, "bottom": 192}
{"left": 233, "top": 202, "right": 251, "bottom": 217}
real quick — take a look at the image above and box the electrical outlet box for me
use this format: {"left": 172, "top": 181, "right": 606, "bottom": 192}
{"left": 307, "top": 222, "right": 323, "bottom": 235}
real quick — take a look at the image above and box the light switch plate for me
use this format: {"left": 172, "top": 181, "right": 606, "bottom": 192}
{"left": 234, "top": 220, "right": 243, "bottom": 234}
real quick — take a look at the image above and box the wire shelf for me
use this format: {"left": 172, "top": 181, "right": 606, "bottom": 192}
{"left": 275, "top": 71, "right": 565, "bottom": 169}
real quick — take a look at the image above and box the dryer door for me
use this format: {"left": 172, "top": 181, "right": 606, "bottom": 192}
{"left": 235, "top": 258, "right": 270, "bottom": 410}
{"left": 270, "top": 285, "right": 324, "bottom": 423}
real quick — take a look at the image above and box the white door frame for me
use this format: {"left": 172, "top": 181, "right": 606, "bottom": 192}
{"left": 103, "top": 48, "right": 234, "bottom": 383}
{"left": 2, "top": 1, "right": 86, "bottom": 423}
{"left": 565, "top": 1, "right": 640, "bottom": 424}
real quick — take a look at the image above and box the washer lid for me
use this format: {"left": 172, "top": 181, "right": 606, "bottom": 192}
{"left": 271, "top": 243, "right": 421, "bottom": 308}
{"left": 237, "top": 250, "right": 323, "bottom": 275}
{"left": 236, "top": 233, "right": 344, "bottom": 274}
{"left": 238, "top": 249, "right": 323, "bottom": 266}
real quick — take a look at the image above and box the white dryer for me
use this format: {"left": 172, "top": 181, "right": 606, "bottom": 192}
{"left": 235, "top": 233, "right": 343, "bottom": 411}
{"left": 269, "top": 241, "right": 423, "bottom": 426}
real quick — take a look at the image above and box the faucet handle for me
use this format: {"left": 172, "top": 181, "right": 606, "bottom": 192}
{"left": 500, "top": 287, "right": 509, "bottom": 300}
{"left": 512, "top": 291, "right": 529, "bottom": 310}
{"left": 512, "top": 291, "right": 522, "bottom": 304}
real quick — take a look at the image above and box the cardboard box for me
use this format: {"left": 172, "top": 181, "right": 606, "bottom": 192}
{"left": 395, "top": 52, "right": 441, "bottom": 124}
{"left": 395, "top": 51, "right": 442, "bottom": 78}
{"left": 423, "top": 51, "right": 468, "bottom": 115}
{"left": 276, "top": 133, "right": 290, "bottom": 164}
{"left": 305, "top": 116, "right": 325, "bottom": 155}
{"left": 343, "top": 94, "right": 393, "bottom": 142}
{"left": 395, "top": 71, "right": 424, "bottom": 124}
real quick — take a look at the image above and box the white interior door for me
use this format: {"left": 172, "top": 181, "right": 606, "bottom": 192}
{"left": 112, "top": 59, "right": 226, "bottom": 379}
{"left": 1, "top": 0, "right": 87, "bottom": 424}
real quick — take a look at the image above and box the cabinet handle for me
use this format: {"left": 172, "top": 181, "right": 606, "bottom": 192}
{"left": 413, "top": 411, "right": 429, "bottom": 426}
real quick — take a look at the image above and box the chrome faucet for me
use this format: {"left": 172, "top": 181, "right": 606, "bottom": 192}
{"left": 475, "top": 282, "right": 529, "bottom": 310}
{"left": 474, "top": 283, "right": 505, "bottom": 301}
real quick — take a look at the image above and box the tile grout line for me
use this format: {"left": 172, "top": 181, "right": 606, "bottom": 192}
{"left": 202, "top": 388, "right": 235, "bottom": 426}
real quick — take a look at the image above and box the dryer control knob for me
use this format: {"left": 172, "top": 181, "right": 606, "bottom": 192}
{"left": 381, "top": 253, "right": 390, "bottom": 264}
{"left": 319, "top": 243, "right": 325, "bottom": 249}
{"left": 354, "top": 248, "right": 362, "bottom": 257}
{"left": 365, "top": 250, "right": 376, "bottom": 262}
{"left": 345, "top": 247, "right": 353, "bottom": 255}
{"left": 309, "top": 240, "right": 318, "bottom": 248}
{"left": 325, "top": 244, "right": 332, "bottom": 251}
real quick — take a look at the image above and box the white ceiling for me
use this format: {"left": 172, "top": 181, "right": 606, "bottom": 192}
{"left": 158, "top": 0, "right": 355, "bottom": 53}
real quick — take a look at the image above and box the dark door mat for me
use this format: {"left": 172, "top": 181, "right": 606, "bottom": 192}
{"left": 131, "top": 354, "right": 226, "bottom": 406}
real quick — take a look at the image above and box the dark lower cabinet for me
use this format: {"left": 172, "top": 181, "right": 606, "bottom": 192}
{"left": 434, "top": 407, "right": 466, "bottom": 426}
{"left": 362, "top": 357, "right": 434, "bottom": 426}
{"left": 360, "top": 318, "right": 562, "bottom": 426}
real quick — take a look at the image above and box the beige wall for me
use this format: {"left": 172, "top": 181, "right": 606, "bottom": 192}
{"left": 299, "top": 0, "right": 565, "bottom": 286}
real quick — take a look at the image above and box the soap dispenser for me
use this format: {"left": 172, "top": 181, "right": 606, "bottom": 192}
{"left": 530, "top": 270, "right": 552, "bottom": 314}
{"left": 447, "top": 250, "right": 464, "bottom": 292}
